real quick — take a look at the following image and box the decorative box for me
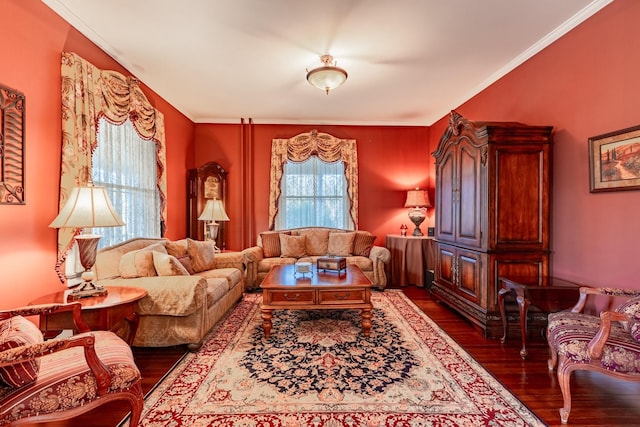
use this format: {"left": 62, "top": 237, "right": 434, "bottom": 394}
{"left": 317, "top": 257, "right": 347, "bottom": 274}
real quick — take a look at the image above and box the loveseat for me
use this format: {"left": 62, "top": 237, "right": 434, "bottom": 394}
{"left": 242, "top": 227, "right": 390, "bottom": 291}
{"left": 93, "top": 237, "right": 244, "bottom": 350}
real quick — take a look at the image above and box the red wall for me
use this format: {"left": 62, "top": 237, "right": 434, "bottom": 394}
{"left": 194, "top": 123, "right": 431, "bottom": 250}
{"left": 0, "top": 0, "right": 194, "bottom": 309}
{"left": 428, "top": 1, "right": 640, "bottom": 288}
{"left": 2, "top": 0, "right": 637, "bottom": 311}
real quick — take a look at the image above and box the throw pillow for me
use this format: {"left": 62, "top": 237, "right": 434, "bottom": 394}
{"left": 0, "top": 316, "right": 44, "bottom": 387}
{"left": 298, "top": 229, "right": 330, "bottom": 256}
{"left": 165, "top": 239, "right": 189, "bottom": 258}
{"left": 187, "top": 238, "right": 216, "bottom": 272}
{"left": 327, "top": 232, "right": 356, "bottom": 256}
{"left": 152, "top": 251, "right": 190, "bottom": 276}
{"left": 260, "top": 231, "right": 290, "bottom": 258}
{"left": 353, "top": 232, "right": 376, "bottom": 257}
{"left": 119, "top": 243, "right": 167, "bottom": 278}
{"left": 280, "top": 234, "right": 306, "bottom": 258}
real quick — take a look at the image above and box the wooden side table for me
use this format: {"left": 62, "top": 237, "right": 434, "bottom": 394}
{"left": 498, "top": 276, "right": 581, "bottom": 359}
{"left": 30, "top": 286, "right": 147, "bottom": 345}
{"left": 386, "top": 234, "right": 435, "bottom": 287}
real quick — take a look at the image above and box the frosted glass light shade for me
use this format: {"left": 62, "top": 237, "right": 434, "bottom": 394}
{"left": 306, "top": 55, "right": 348, "bottom": 95}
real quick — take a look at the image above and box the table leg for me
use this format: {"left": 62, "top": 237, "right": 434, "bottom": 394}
{"left": 498, "top": 287, "right": 510, "bottom": 344}
{"left": 261, "top": 308, "right": 273, "bottom": 338}
{"left": 361, "top": 307, "right": 372, "bottom": 337}
{"left": 515, "top": 293, "right": 531, "bottom": 359}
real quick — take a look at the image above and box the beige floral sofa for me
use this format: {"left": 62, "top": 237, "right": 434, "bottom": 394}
{"left": 93, "top": 237, "right": 244, "bottom": 350}
{"left": 242, "top": 227, "right": 390, "bottom": 291}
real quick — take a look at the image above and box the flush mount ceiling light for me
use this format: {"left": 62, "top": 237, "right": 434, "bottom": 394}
{"left": 306, "top": 54, "right": 348, "bottom": 95}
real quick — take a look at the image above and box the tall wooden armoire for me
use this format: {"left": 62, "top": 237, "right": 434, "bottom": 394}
{"left": 431, "top": 111, "right": 553, "bottom": 337}
{"left": 187, "top": 162, "right": 228, "bottom": 247}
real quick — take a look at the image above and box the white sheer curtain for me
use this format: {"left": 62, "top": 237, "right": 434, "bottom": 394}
{"left": 275, "top": 156, "right": 353, "bottom": 230}
{"left": 92, "top": 117, "right": 161, "bottom": 247}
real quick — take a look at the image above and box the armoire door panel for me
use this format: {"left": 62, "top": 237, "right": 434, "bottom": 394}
{"left": 457, "top": 250, "right": 482, "bottom": 303}
{"left": 457, "top": 142, "right": 482, "bottom": 248}
{"left": 436, "top": 245, "right": 455, "bottom": 289}
{"left": 494, "top": 148, "right": 546, "bottom": 248}
{"left": 436, "top": 150, "right": 456, "bottom": 242}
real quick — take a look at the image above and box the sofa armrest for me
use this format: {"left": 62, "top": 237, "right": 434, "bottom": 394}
{"left": 212, "top": 251, "right": 245, "bottom": 271}
{"left": 98, "top": 276, "right": 208, "bottom": 316}
{"left": 368, "top": 246, "right": 391, "bottom": 290}
{"left": 242, "top": 246, "right": 264, "bottom": 290}
{"left": 588, "top": 311, "right": 630, "bottom": 359}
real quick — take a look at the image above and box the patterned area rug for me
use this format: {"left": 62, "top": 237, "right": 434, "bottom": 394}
{"left": 125, "top": 291, "right": 544, "bottom": 426}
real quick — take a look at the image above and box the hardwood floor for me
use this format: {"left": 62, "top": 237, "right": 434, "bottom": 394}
{"left": 34, "top": 286, "right": 640, "bottom": 426}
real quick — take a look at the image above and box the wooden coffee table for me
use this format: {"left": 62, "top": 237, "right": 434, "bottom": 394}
{"left": 30, "top": 285, "right": 147, "bottom": 345}
{"left": 260, "top": 264, "right": 373, "bottom": 338}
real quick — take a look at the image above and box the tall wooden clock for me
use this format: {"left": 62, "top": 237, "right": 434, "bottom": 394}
{"left": 187, "top": 162, "right": 228, "bottom": 246}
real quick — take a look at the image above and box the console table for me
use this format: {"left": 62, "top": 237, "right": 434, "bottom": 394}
{"left": 498, "top": 276, "right": 581, "bottom": 359}
{"left": 386, "top": 234, "right": 434, "bottom": 287}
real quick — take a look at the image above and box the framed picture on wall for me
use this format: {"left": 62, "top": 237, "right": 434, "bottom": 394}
{"left": 589, "top": 125, "right": 640, "bottom": 192}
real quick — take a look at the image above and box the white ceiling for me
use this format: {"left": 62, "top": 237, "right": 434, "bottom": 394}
{"left": 43, "top": 0, "right": 611, "bottom": 126}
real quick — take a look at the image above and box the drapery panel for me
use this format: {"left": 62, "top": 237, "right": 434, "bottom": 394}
{"left": 55, "top": 52, "right": 167, "bottom": 281}
{"left": 268, "top": 130, "right": 358, "bottom": 230}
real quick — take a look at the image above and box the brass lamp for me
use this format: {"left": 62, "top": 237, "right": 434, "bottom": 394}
{"left": 404, "top": 188, "right": 431, "bottom": 236}
{"left": 49, "top": 183, "right": 125, "bottom": 298}
{"left": 197, "top": 199, "right": 229, "bottom": 252}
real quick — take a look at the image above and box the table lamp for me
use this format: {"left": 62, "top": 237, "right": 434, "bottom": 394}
{"left": 50, "top": 183, "right": 125, "bottom": 298}
{"left": 198, "top": 198, "right": 229, "bottom": 252}
{"left": 404, "top": 188, "right": 431, "bottom": 236}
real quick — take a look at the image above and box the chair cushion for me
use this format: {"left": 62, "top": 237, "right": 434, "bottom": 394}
{"left": 280, "top": 234, "right": 306, "bottom": 258}
{"left": 548, "top": 321, "right": 640, "bottom": 373}
{"left": 0, "top": 330, "right": 140, "bottom": 425}
{"left": 327, "top": 232, "right": 355, "bottom": 256}
{"left": 0, "top": 316, "right": 43, "bottom": 387}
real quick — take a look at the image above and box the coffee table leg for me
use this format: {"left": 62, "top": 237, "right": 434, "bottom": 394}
{"left": 261, "top": 309, "right": 273, "bottom": 338}
{"left": 361, "top": 307, "right": 372, "bottom": 337}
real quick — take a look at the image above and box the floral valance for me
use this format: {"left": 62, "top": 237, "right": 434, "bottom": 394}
{"left": 268, "top": 130, "right": 358, "bottom": 230}
{"left": 54, "top": 52, "right": 167, "bottom": 281}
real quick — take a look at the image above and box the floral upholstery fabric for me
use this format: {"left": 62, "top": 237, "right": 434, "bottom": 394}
{"left": 0, "top": 331, "right": 140, "bottom": 425}
{"left": 0, "top": 317, "right": 43, "bottom": 387}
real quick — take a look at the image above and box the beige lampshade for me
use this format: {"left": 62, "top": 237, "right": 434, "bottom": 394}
{"left": 404, "top": 188, "right": 431, "bottom": 208}
{"left": 198, "top": 199, "right": 230, "bottom": 222}
{"left": 49, "top": 185, "right": 125, "bottom": 229}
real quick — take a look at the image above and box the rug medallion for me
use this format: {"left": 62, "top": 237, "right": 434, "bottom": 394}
{"left": 126, "top": 291, "right": 544, "bottom": 426}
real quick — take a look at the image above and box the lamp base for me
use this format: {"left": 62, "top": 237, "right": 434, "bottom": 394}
{"left": 68, "top": 281, "right": 108, "bottom": 300}
{"left": 408, "top": 207, "right": 426, "bottom": 236}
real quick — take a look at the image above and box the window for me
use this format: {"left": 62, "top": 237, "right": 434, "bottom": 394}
{"left": 92, "top": 117, "right": 161, "bottom": 247}
{"left": 275, "top": 156, "right": 353, "bottom": 229}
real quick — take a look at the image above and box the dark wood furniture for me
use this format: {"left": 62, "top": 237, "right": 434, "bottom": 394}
{"left": 30, "top": 286, "right": 147, "bottom": 345}
{"left": 386, "top": 234, "right": 435, "bottom": 287}
{"left": 187, "top": 161, "right": 227, "bottom": 244}
{"left": 498, "top": 276, "right": 581, "bottom": 358}
{"left": 431, "top": 111, "right": 553, "bottom": 338}
{"left": 260, "top": 264, "right": 373, "bottom": 339}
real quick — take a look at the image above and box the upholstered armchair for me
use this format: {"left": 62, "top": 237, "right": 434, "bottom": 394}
{"left": 546, "top": 287, "right": 640, "bottom": 424}
{"left": 0, "top": 302, "right": 143, "bottom": 426}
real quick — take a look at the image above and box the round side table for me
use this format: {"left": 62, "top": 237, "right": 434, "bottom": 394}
{"left": 30, "top": 286, "right": 147, "bottom": 345}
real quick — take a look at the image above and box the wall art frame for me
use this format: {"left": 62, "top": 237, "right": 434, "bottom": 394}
{"left": 589, "top": 125, "right": 640, "bottom": 193}
{"left": 0, "top": 83, "right": 26, "bottom": 204}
